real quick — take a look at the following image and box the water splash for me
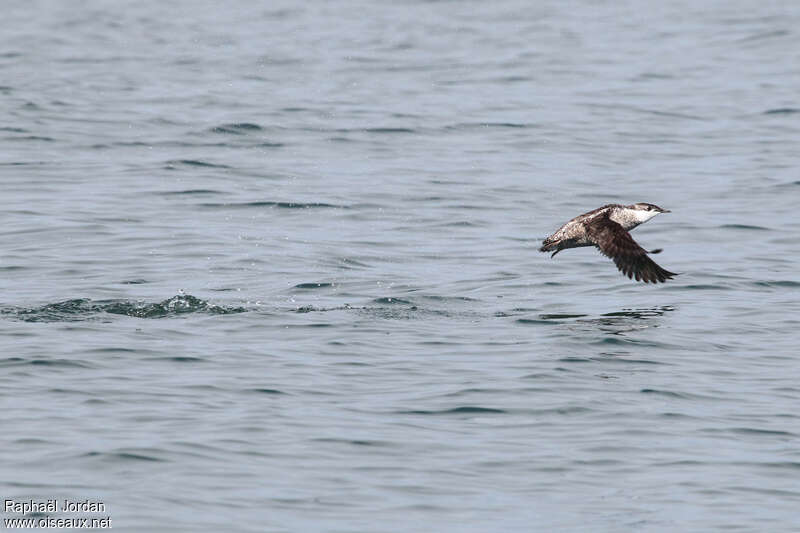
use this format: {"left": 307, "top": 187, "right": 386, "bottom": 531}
{"left": 1, "top": 294, "right": 246, "bottom": 322}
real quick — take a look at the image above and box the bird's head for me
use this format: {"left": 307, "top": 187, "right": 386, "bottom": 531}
{"left": 627, "top": 203, "right": 670, "bottom": 223}
{"left": 630, "top": 202, "right": 670, "bottom": 213}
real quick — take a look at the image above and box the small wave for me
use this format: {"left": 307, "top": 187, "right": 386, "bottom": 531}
{"left": 441, "top": 387, "right": 505, "bottom": 397}
{"left": 0, "top": 357, "right": 93, "bottom": 368}
{"left": 679, "top": 284, "right": 733, "bottom": 291}
{"left": 641, "top": 388, "right": 721, "bottom": 400}
{"left": 5, "top": 135, "right": 56, "bottom": 142}
{"left": 158, "top": 189, "right": 223, "bottom": 196}
{"left": 595, "top": 337, "right": 671, "bottom": 348}
{"left": 447, "top": 406, "right": 505, "bottom": 414}
{"left": 516, "top": 318, "right": 553, "bottom": 325}
{"left": 558, "top": 356, "right": 592, "bottom": 363}
{"left": 364, "top": 127, "right": 416, "bottom": 133}
{"left": 371, "top": 297, "right": 413, "bottom": 305}
{"left": 84, "top": 450, "right": 165, "bottom": 462}
{"left": 434, "top": 220, "right": 483, "bottom": 228}
{"left": 763, "top": 108, "right": 800, "bottom": 115}
{"left": 397, "top": 406, "right": 506, "bottom": 415}
{"left": 312, "top": 437, "right": 389, "bottom": 447}
{"left": 595, "top": 357, "right": 666, "bottom": 365}
{"left": 739, "top": 30, "right": 790, "bottom": 43}
{"left": 633, "top": 72, "right": 674, "bottom": 81}
{"left": 209, "top": 122, "right": 263, "bottom": 134}
{"left": 164, "top": 159, "right": 231, "bottom": 169}
{"left": 199, "top": 201, "right": 345, "bottom": 209}
{"left": 332, "top": 257, "right": 370, "bottom": 269}
{"left": 255, "top": 141, "right": 284, "bottom": 148}
{"left": 719, "top": 224, "right": 771, "bottom": 231}
{"left": 419, "top": 295, "right": 478, "bottom": 303}
{"left": 446, "top": 122, "right": 531, "bottom": 130}
{"left": 293, "top": 282, "right": 335, "bottom": 290}
{"left": 147, "top": 356, "right": 207, "bottom": 363}
{"left": 0, "top": 161, "right": 48, "bottom": 166}
{"left": 752, "top": 280, "right": 800, "bottom": 288}
{"left": 640, "top": 388, "right": 689, "bottom": 399}
{"left": 728, "top": 427, "right": 795, "bottom": 437}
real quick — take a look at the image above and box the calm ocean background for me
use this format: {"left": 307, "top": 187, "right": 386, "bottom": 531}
{"left": 2, "top": 1, "right": 799, "bottom": 531}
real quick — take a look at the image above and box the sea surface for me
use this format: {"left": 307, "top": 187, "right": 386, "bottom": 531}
{"left": 2, "top": 1, "right": 799, "bottom": 531}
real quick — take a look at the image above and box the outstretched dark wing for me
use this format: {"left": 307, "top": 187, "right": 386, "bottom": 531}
{"left": 586, "top": 213, "right": 677, "bottom": 283}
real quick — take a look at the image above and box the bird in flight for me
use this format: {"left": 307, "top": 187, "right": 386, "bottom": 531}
{"left": 539, "top": 203, "right": 677, "bottom": 283}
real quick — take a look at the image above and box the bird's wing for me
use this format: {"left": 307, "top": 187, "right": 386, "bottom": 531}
{"left": 586, "top": 213, "right": 677, "bottom": 283}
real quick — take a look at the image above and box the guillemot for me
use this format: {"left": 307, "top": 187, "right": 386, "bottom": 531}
{"left": 539, "top": 203, "right": 677, "bottom": 283}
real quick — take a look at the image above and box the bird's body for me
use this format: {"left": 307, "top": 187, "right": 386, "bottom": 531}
{"left": 540, "top": 203, "right": 677, "bottom": 283}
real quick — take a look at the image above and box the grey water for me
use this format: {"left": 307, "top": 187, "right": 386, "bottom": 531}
{"left": 2, "top": 1, "right": 799, "bottom": 531}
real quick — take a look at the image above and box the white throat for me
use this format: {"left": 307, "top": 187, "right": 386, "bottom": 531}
{"left": 632, "top": 209, "right": 659, "bottom": 223}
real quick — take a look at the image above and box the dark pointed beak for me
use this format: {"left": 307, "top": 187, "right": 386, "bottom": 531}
{"left": 660, "top": 209, "right": 671, "bottom": 213}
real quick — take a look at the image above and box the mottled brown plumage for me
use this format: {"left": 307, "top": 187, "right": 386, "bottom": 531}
{"left": 540, "top": 203, "right": 677, "bottom": 284}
